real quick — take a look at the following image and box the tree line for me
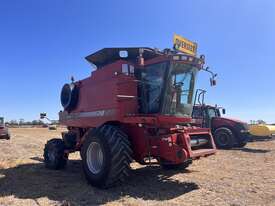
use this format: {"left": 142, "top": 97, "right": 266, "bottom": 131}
{"left": 6, "top": 119, "right": 59, "bottom": 126}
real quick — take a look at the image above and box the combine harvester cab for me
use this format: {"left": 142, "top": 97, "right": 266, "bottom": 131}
{"left": 43, "top": 35, "right": 217, "bottom": 188}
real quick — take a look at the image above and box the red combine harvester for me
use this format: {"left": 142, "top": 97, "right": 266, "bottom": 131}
{"left": 192, "top": 89, "right": 250, "bottom": 149}
{"left": 44, "top": 41, "right": 217, "bottom": 188}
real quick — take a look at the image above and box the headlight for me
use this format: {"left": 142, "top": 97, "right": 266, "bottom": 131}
{"left": 237, "top": 123, "right": 249, "bottom": 133}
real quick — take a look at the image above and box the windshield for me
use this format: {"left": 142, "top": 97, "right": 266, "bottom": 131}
{"left": 163, "top": 63, "right": 198, "bottom": 117}
{"left": 138, "top": 61, "right": 198, "bottom": 117}
{"left": 0, "top": 117, "right": 4, "bottom": 125}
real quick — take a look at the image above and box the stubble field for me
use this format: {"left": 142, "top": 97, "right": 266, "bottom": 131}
{"left": 0, "top": 128, "right": 274, "bottom": 206}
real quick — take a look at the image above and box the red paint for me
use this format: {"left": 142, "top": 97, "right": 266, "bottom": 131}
{"left": 192, "top": 105, "right": 249, "bottom": 146}
{"left": 60, "top": 49, "right": 216, "bottom": 165}
{"left": 0, "top": 122, "right": 9, "bottom": 140}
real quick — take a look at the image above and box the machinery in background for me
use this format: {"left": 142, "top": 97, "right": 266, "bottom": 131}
{"left": 249, "top": 123, "right": 275, "bottom": 140}
{"left": 40, "top": 113, "right": 57, "bottom": 130}
{"left": 192, "top": 89, "right": 250, "bottom": 149}
{"left": 0, "top": 117, "right": 10, "bottom": 140}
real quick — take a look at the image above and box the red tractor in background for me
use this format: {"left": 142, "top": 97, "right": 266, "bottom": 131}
{"left": 192, "top": 89, "right": 250, "bottom": 149}
{"left": 43, "top": 45, "right": 217, "bottom": 188}
{"left": 0, "top": 117, "right": 10, "bottom": 140}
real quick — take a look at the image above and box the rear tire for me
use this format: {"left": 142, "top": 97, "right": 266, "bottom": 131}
{"left": 82, "top": 125, "right": 132, "bottom": 188}
{"left": 44, "top": 139, "right": 68, "bottom": 169}
{"left": 214, "top": 127, "right": 236, "bottom": 149}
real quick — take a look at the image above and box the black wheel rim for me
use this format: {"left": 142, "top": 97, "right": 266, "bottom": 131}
{"left": 48, "top": 150, "right": 56, "bottom": 162}
{"left": 217, "top": 132, "right": 230, "bottom": 146}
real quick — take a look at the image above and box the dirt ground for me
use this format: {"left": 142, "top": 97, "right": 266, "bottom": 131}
{"left": 0, "top": 128, "right": 274, "bottom": 206}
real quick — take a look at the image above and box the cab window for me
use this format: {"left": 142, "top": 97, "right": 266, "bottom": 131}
{"left": 139, "top": 62, "right": 168, "bottom": 113}
{"left": 192, "top": 107, "right": 203, "bottom": 118}
{"left": 208, "top": 108, "right": 218, "bottom": 119}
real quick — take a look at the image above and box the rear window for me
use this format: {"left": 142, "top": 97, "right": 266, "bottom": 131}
{"left": 192, "top": 107, "right": 203, "bottom": 118}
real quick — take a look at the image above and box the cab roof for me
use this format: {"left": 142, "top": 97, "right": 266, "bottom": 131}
{"left": 85, "top": 47, "right": 164, "bottom": 68}
{"left": 194, "top": 104, "right": 222, "bottom": 109}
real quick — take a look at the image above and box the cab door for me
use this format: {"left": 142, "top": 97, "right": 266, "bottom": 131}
{"left": 192, "top": 107, "right": 204, "bottom": 127}
{"left": 205, "top": 107, "right": 218, "bottom": 128}
{"left": 193, "top": 106, "right": 211, "bottom": 128}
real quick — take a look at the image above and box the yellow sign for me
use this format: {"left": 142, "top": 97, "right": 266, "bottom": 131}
{"left": 173, "top": 34, "right": 197, "bottom": 56}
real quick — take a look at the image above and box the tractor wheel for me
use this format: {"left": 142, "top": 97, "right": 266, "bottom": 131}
{"left": 162, "top": 159, "right": 192, "bottom": 170}
{"left": 214, "top": 127, "right": 236, "bottom": 149}
{"left": 81, "top": 125, "right": 132, "bottom": 188}
{"left": 80, "top": 149, "right": 84, "bottom": 160}
{"left": 44, "top": 139, "right": 68, "bottom": 169}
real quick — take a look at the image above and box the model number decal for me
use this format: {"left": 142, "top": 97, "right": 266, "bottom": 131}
{"left": 60, "top": 109, "right": 116, "bottom": 120}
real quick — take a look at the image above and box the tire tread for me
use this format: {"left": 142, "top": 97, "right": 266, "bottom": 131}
{"left": 83, "top": 125, "right": 132, "bottom": 188}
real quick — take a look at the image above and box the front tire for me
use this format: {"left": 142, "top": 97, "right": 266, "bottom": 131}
{"left": 214, "top": 127, "right": 236, "bottom": 149}
{"left": 44, "top": 139, "right": 68, "bottom": 169}
{"left": 82, "top": 125, "right": 132, "bottom": 188}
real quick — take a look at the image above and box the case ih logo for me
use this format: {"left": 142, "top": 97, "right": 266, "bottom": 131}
{"left": 173, "top": 34, "right": 197, "bottom": 56}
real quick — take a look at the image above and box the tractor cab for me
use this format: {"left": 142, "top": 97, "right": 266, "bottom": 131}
{"left": 0, "top": 117, "right": 4, "bottom": 126}
{"left": 193, "top": 104, "right": 225, "bottom": 128}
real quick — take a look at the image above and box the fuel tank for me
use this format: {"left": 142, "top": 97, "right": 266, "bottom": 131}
{"left": 249, "top": 124, "right": 275, "bottom": 137}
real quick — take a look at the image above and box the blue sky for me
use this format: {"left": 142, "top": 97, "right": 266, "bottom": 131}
{"left": 0, "top": 0, "right": 274, "bottom": 123}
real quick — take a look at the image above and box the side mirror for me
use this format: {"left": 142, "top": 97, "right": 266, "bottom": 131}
{"left": 222, "top": 108, "right": 226, "bottom": 114}
{"left": 210, "top": 78, "right": 216, "bottom": 86}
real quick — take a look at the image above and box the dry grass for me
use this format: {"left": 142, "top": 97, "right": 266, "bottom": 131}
{"left": 0, "top": 128, "right": 274, "bottom": 206}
